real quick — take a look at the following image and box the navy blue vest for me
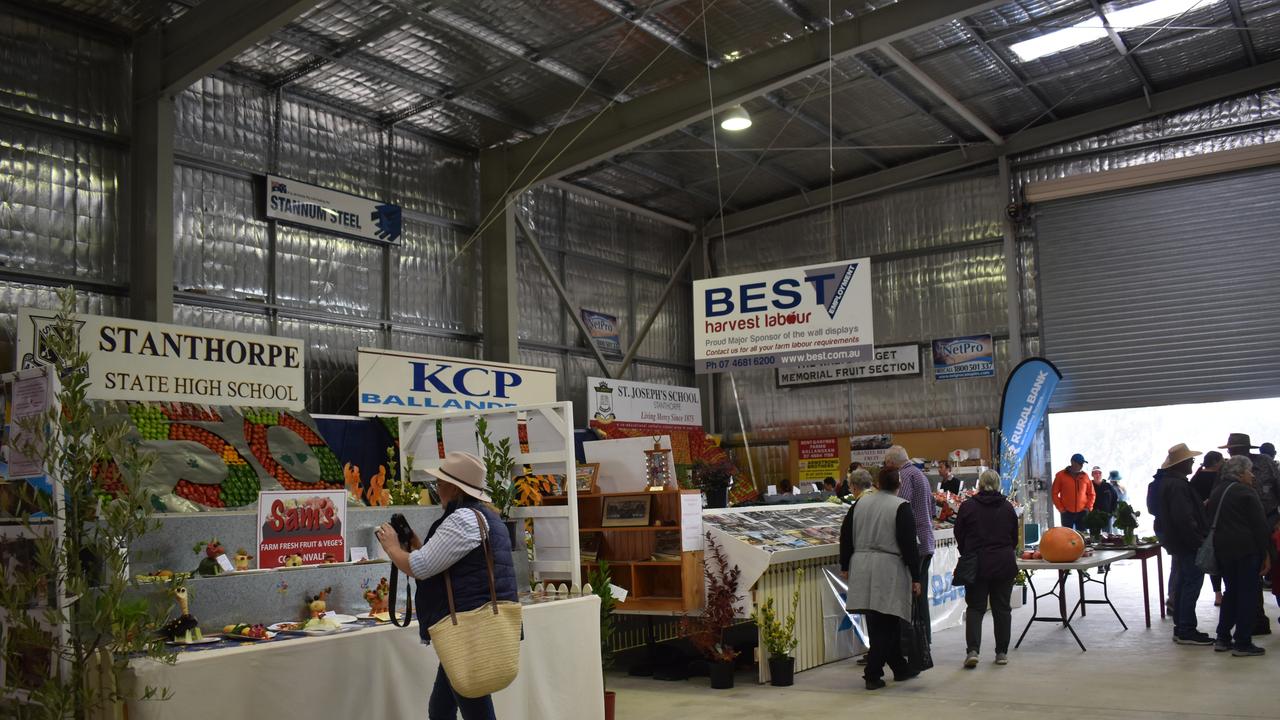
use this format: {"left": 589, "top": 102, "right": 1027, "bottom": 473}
{"left": 415, "top": 500, "right": 517, "bottom": 643}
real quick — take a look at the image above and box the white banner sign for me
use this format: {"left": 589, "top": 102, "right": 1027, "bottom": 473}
{"left": 16, "top": 309, "right": 305, "bottom": 409}
{"left": 357, "top": 348, "right": 557, "bottom": 416}
{"left": 586, "top": 377, "right": 701, "bottom": 427}
{"left": 776, "top": 344, "right": 920, "bottom": 387}
{"left": 265, "top": 174, "right": 402, "bottom": 244}
{"left": 693, "top": 258, "right": 873, "bottom": 374}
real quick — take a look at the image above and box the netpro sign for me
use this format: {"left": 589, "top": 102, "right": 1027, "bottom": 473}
{"left": 357, "top": 349, "right": 557, "bottom": 416}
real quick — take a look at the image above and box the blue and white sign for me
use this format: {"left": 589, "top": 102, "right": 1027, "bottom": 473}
{"left": 998, "top": 358, "right": 1063, "bottom": 493}
{"left": 580, "top": 308, "right": 622, "bottom": 359}
{"left": 265, "top": 174, "right": 401, "bottom": 244}
{"left": 931, "top": 334, "right": 995, "bottom": 380}
{"left": 356, "top": 348, "right": 557, "bottom": 416}
{"left": 693, "top": 258, "right": 874, "bottom": 374}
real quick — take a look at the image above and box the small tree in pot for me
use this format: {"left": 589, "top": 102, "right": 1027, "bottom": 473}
{"left": 589, "top": 562, "right": 618, "bottom": 720}
{"left": 752, "top": 569, "right": 802, "bottom": 686}
{"left": 1083, "top": 509, "right": 1112, "bottom": 543}
{"left": 692, "top": 459, "right": 735, "bottom": 509}
{"left": 681, "top": 532, "right": 741, "bottom": 688}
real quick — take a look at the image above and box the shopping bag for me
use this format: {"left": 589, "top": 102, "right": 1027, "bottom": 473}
{"left": 899, "top": 603, "right": 934, "bottom": 673}
{"left": 1196, "top": 484, "right": 1237, "bottom": 575}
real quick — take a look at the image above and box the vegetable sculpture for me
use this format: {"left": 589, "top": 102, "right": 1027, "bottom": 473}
{"left": 160, "top": 586, "right": 203, "bottom": 643}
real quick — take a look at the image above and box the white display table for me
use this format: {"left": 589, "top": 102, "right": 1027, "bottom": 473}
{"left": 125, "top": 595, "right": 603, "bottom": 720}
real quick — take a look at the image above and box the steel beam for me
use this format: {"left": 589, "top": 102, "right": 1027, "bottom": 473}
{"left": 512, "top": 213, "right": 614, "bottom": 376}
{"left": 998, "top": 156, "right": 1022, "bottom": 367}
{"left": 271, "top": 10, "right": 408, "bottom": 88}
{"left": 711, "top": 57, "right": 1280, "bottom": 236}
{"left": 1089, "top": 0, "right": 1156, "bottom": 100}
{"left": 486, "top": 0, "right": 1007, "bottom": 188}
{"left": 130, "top": 32, "right": 175, "bottom": 323}
{"left": 547, "top": 181, "right": 696, "bottom": 232}
{"left": 616, "top": 236, "right": 699, "bottom": 376}
{"left": 878, "top": 44, "right": 1003, "bottom": 145}
{"left": 155, "top": 0, "right": 319, "bottom": 97}
{"left": 1226, "top": 0, "right": 1258, "bottom": 66}
{"left": 480, "top": 156, "right": 520, "bottom": 363}
{"left": 957, "top": 19, "right": 1058, "bottom": 121}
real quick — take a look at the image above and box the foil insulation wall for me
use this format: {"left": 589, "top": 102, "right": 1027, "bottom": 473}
{"left": 0, "top": 282, "right": 126, "bottom": 371}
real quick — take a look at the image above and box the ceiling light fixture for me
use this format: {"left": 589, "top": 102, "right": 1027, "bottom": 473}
{"left": 1009, "top": 0, "right": 1208, "bottom": 62}
{"left": 720, "top": 105, "right": 752, "bottom": 131}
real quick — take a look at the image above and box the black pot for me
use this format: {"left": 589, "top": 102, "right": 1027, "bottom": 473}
{"left": 705, "top": 486, "right": 729, "bottom": 509}
{"left": 708, "top": 660, "right": 735, "bottom": 689}
{"left": 768, "top": 656, "right": 794, "bottom": 687}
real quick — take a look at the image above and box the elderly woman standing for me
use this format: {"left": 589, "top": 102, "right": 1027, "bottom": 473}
{"left": 954, "top": 469, "right": 1019, "bottom": 668}
{"left": 1208, "top": 455, "right": 1273, "bottom": 657}
{"left": 839, "top": 467, "right": 922, "bottom": 690}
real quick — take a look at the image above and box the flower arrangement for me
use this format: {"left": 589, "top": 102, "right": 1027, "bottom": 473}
{"left": 752, "top": 569, "right": 802, "bottom": 660}
{"left": 691, "top": 458, "right": 736, "bottom": 491}
{"left": 681, "top": 532, "right": 742, "bottom": 663}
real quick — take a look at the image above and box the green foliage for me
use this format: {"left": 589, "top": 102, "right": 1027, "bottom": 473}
{"left": 681, "top": 532, "right": 742, "bottom": 663}
{"left": 1114, "top": 501, "right": 1141, "bottom": 531}
{"left": 385, "top": 446, "right": 419, "bottom": 506}
{"left": 691, "top": 459, "right": 735, "bottom": 491}
{"left": 0, "top": 287, "right": 175, "bottom": 720}
{"left": 752, "top": 569, "right": 802, "bottom": 660}
{"left": 475, "top": 417, "right": 516, "bottom": 517}
{"left": 1083, "top": 509, "right": 1112, "bottom": 537}
{"left": 588, "top": 561, "right": 617, "bottom": 677}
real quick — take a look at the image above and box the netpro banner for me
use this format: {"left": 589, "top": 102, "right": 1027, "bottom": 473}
{"left": 693, "top": 258, "right": 873, "bottom": 374}
{"left": 998, "top": 358, "right": 1063, "bottom": 493}
{"left": 265, "top": 174, "right": 402, "bottom": 244}
{"left": 357, "top": 348, "right": 557, "bottom": 416}
{"left": 16, "top": 309, "right": 305, "bottom": 409}
{"left": 932, "top": 334, "right": 995, "bottom": 380}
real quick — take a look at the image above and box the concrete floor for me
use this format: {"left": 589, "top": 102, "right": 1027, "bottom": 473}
{"left": 611, "top": 560, "right": 1278, "bottom": 719}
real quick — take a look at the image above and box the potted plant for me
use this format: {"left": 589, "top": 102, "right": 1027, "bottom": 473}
{"left": 589, "top": 561, "right": 618, "bottom": 720}
{"left": 681, "top": 532, "right": 741, "bottom": 689}
{"left": 1114, "top": 502, "right": 1141, "bottom": 545}
{"left": 1012, "top": 570, "right": 1028, "bottom": 608}
{"left": 692, "top": 458, "right": 735, "bottom": 509}
{"left": 1083, "top": 509, "right": 1112, "bottom": 543}
{"left": 475, "top": 416, "right": 518, "bottom": 542}
{"left": 0, "top": 287, "right": 175, "bottom": 719}
{"left": 752, "top": 569, "right": 802, "bottom": 686}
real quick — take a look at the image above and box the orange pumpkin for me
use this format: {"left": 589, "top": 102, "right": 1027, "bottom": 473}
{"left": 1039, "top": 527, "right": 1085, "bottom": 563}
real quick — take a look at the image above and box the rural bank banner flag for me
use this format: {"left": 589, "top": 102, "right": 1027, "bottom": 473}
{"left": 998, "top": 358, "right": 1063, "bottom": 493}
{"left": 693, "top": 258, "right": 873, "bottom": 374}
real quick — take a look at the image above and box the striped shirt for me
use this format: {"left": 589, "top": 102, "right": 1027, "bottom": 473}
{"left": 896, "top": 464, "right": 936, "bottom": 555}
{"left": 407, "top": 509, "right": 486, "bottom": 580}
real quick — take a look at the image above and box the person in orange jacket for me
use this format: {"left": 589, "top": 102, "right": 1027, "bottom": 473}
{"left": 1053, "top": 453, "right": 1096, "bottom": 531}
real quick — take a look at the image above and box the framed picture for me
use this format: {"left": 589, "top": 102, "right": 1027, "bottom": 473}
{"left": 575, "top": 463, "right": 600, "bottom": 495}
{"left": 601, "top": 495, "right": 651, "bottom": 527}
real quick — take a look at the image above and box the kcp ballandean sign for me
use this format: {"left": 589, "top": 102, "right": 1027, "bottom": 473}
{"left": 265, "top": 174, "right": 402, "bottom": 244}
{"left": 16, "top": 309, "right": 305, "bottom": 409}
{"left": 357, "top": 348, "right": 558, "bottom": 416}
{"left": 693, "top": 259, "right": 873, "bottom": 374}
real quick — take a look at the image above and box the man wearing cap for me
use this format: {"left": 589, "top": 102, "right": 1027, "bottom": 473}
{"left": 1159, "top": 443, "right": 1212, "bottom": 645}
{"left": 376, "top": 451, "right": 517, "bottom": 719}
{"left": 1052, "top": 453, "right": 1095, "bottom": 531}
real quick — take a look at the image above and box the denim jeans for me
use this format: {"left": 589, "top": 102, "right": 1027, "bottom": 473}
{"left": 1060, "top": 511, "right": 1086, "bottom": 531}
{"left": 1217, "top": 554, "right": 1262, "bottom": 650}
{"left": 1171, "top": 553, "right": 1205, "bottom": 637}
{"left": 428, "top": 665, "right": 496, "bottom": 720}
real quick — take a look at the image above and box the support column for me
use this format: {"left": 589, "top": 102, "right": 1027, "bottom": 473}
{"left": 692, "top": 230, "right": 716, "bottom": 432}
{"left": 999, "top": 156, "right": 1023, "bottom": 366}
{"left": 130, "top": 31, "right": 175, "bottom": 323}
{"left": 479, "top": 153, "right": 519, "bottom": 363}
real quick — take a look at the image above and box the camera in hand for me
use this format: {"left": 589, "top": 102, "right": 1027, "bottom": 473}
{"left": 387, "top": 513, "right": 414, "bottom": 627}
{"left": 389, "top": 513, "right": 414, "bottom": 550}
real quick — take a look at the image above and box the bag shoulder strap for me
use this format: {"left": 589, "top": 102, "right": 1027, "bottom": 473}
{"left": 441, "top": 507, "right": 503, "bottom": 625}
{"left": 1209, "top": 483, "right": 1236, "bottom": 531}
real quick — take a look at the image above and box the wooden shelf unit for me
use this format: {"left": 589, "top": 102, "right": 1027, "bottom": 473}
{"left": 545, "top": 488, "right": 704, "bottom": 613}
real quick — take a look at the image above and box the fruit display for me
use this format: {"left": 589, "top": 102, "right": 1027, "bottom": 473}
{"left": 243, "top": 412, "right": 343, "bottom": 492}
{"left": 129, "top": 403, "right": 170, "bottom": 440}
{"left": 233, "top": 548, "right": 254, "bottom": 571}
{"left": 222, "top": 623, "right": 272, "bottom": 640}
{"left": 243, "top": 408, "right": 280, "bottom": 426}
{"left": 313, "top": 446, "right": 342, "bottom": 484}
{"left": 92, "top": 460, "right": 126, "bottom": 495}
{"left": 160, "top": 586, "right": 204, "bottom": 644}
{"left": 193, "top": 539, "right": 226, "bottom": 576}
{"left": 221, "top": 463, "right": 261, "bottom": 507}
{"left": 136, "top": 569, "right": 192, "bottom": 584}
{"left": 1039, "top": 527, "right": 1086, "bottom": 563}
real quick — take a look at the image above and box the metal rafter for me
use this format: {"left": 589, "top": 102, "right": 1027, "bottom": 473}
{"left": 878, "top": 43, "right": 1003, "bottom": 144}
{"left": 1225, "top": 0, "right": 1258, "bottom": 66}
{"left": 957, "top": 18, "right": 1058, "bottom": 121}
{"left": 270, "top": 10, "right": 410, "bottom": 88}
{"left": 1089, "top": 0, "right": 1156, "bottom": 99}
{"left": 606, "top": 156, "right": 740, "bottom": 210}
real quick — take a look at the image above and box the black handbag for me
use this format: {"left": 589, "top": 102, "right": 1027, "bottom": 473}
{"left": 900, "top": 601, "right": 934, "bottom": 673}
{"left": 952, "top": 552, "right": 979, "bottom": 587}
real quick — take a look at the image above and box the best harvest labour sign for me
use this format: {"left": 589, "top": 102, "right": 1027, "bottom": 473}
{"left": 693, "top": 259, "right": 873, "bottom": 374}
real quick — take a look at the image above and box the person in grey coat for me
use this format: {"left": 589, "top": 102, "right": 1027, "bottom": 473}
{"left": 839, "top": 467, "right": 922, "bottom": 690}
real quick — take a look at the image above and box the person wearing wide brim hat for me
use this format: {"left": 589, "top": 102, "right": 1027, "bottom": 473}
{"left": 374, "top": 451, "right": 517, "bottom": 717}
{"left": 1107, "top": 470, "right": 1129, "bottom": 503}
{"left": 1219, "top": 433, "right": 1280, "bottom": 522}
{"left": 1158, "top": 443, "right": 1214, "bottom": 645}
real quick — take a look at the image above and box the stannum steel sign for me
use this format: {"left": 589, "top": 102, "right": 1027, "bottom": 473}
{"left": 264, "top": 174, "right": 402, "bottom": 244}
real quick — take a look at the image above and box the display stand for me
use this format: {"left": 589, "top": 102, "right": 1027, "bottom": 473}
{"left": 400, "top": 402, "right": 581, "bottom": 588}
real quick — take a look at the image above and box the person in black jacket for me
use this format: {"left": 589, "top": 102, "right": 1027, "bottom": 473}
{"left": 1208, "top": 455, "right": 1274, "bottom": 656}
{"left": 1190, "top": 451, "right": 1225, "bottom": 605}
{"left": 953, "top": 470, "right": 1019, "bottom": 668}
{"left": 1158, "top": 443, "right": 1209, "bottom": 645}
{"left": 1091, "top": 466, "right": 1118, "bottom": 531}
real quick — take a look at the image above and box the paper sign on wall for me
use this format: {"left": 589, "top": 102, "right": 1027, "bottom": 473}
{"left": 15, "top": 309, "right": 305, "bottom": 410}
{"left": 587, "top": 377, "right": 702, "bottom": 427}
{"left": 680, "top": 493, "right": 705, "bottom": 551}
{"left": 256, "top": 490, "right": 347, "bottom": 569}
{"left": 357, "top": 348, "right": 557, "bottom": 416}
{"left": 797, "top": 437, "right": 841, "bottom": 483}
{"left": 693, "top": 258, "right": 873, "bottom": 374}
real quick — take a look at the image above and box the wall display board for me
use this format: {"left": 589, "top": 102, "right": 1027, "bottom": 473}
{"left": 587, "top": 377, "right": 701, "bottom": 428}
{"left": 693, "top": 258, "right": 873, "bottom": 374}
{"left": 579, "top": 309, "right": 622, "bottom": 359}
{"left": 790, "top": 437, "right": 848, "bottom": 486}
{"left": 16, "top": 309, "right": 305, "bottom": 410}
{"left": 256, "top": 489, "right": 347, "bottom": 568}
{"left": 931, "top": 334, "right": 995, "bottom": 380}
{"left": 357, "top": 348, "right": 557, "bottom": 416}
{"left": 264, "top": 174, "right": 402, "bottom": 244}
{"left": 850, "top": 434, "right": 892, "bottom": 466}
{"left": 776, "top": 344, "right": 921, "bottom": 387}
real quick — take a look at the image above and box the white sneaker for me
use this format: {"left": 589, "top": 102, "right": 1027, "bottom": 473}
{"left": 994, "top": 653, "right": 1008, "bottom": 665}
{"left": 964, "top": 652, "right": 979, "bottom": 669}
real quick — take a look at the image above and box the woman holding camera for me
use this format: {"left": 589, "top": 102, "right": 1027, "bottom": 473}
{"left": 378, "top": 451, "right": 517, "bottom": 720}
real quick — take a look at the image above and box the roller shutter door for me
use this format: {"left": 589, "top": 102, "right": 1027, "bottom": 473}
{"left": 1037, "top": 165, "right": 1280, "bottom": 412}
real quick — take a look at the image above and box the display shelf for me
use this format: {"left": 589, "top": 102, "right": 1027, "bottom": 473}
{"left": 583, "top": 560, "right": 679, "bottom": 567}
{"left": 576, "top": 526, "right": 679, "bottom": 533}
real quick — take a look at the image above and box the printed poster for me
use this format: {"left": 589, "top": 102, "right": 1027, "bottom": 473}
{"left": 256, "top": 490, "right": 347, "bottom": 569}
{"left": 580, "top": 309, "right": 622, "bottom": 360}
{"left": 932, "top": 334, "right": 995, "bottom": 380}
{"left": 797, "top": 437, "right": 841, "bottom": 483}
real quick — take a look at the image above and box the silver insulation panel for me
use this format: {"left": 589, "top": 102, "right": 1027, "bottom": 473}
{"left": 0, "top": 282, "right": 126, "bottom": 371}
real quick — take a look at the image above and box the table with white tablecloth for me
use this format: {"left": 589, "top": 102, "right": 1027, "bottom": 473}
{"left": 125, "top": 595, "right": 603, "bottom": 720}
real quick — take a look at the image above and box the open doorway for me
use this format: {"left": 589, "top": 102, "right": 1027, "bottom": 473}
{"left": 1047, "top": 397, "right": 1280, "bottom": 534}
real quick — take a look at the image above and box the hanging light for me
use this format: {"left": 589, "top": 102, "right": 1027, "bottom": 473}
{"left": 720, "top": 105, "right": 752, "bottom": 131}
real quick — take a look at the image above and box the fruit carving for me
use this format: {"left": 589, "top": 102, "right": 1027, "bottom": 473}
{"left": 233, "top": 548, "right": 254, "bottom": 571}
{"left": 160, "top": 586, "right": 203, "bottom": 643}
{"left": 283, "top": 554, "right": 304, "bottom": 567}
{"left": 364, "top": 578, "right": 390, "bottom": 615}
{"left": 1039, "top": 527, "right": 1086, "bottom": 563}
{"left": 193, "top": 539, "right": 226, "bottom": 577}
{"left": 223, "top": 623, "right": 270, "bottom": 640}
{"left": 307, "top": 587, "right": 331, "bottom": 619}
